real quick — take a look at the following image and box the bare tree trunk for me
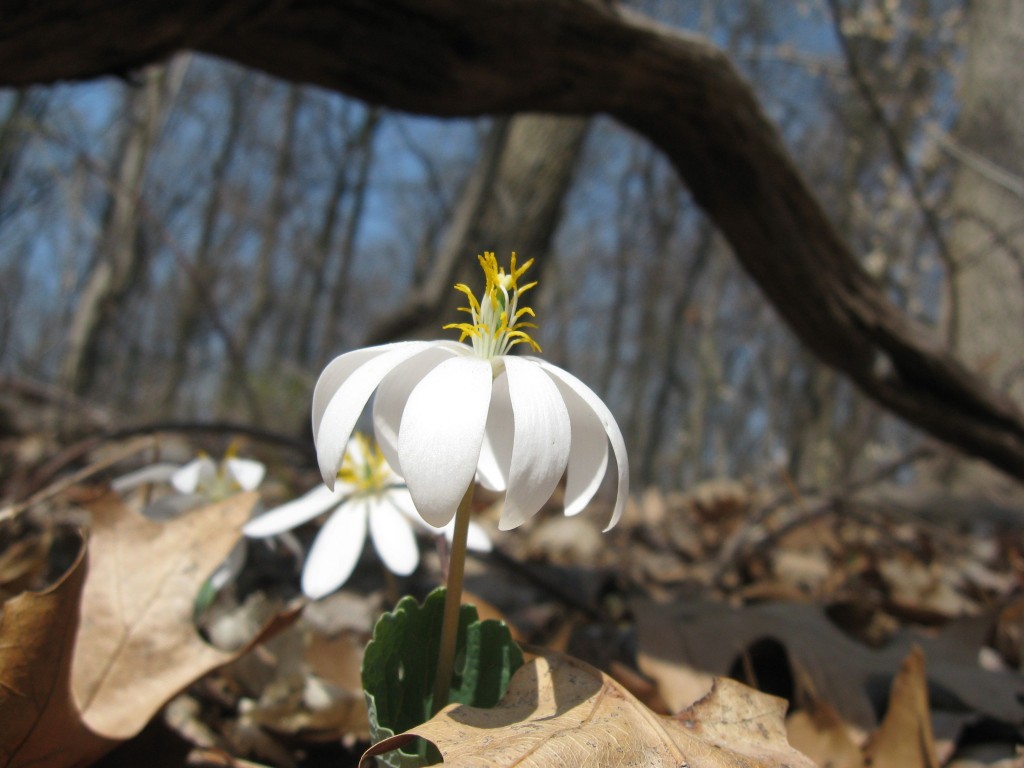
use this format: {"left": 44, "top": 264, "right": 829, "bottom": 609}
{"left": 948, "top": 0, "right": 1024, "bottom": 406}
{"left": 938, "top": 0, "right": 1024, "bottom": 495}
{"left": 0, "top": 91, "right": 34, "bottom": 212}
{"left": 161, "top": 71, "right": 251, "bottom": 412}
{"left": 60, "top": 62, "right": 183, "bottom": 396}
{"left": 222, "top": 84, "right": 301, "bottom": 421}
{"left": 315, "top": 107, "right": 381, "bottom": 358}
{"left": 639, "top": 220, "right": 713, "bottom": 487}
{"left": 0, "top": 91, "right": 36, "bottom": 363}
{"left": 364, "top": 113, "right": 589, "bottom": 345}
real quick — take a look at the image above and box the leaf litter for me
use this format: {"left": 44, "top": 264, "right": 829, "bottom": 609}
{"left": 2, "top": 437, "right": 1024, "bottom": 767}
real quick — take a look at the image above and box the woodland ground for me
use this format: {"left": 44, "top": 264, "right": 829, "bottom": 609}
{"left": 2, "top": 398, "right": 1023, "bottom": 768}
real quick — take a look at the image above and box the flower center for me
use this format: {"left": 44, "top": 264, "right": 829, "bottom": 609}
{"left": 337, "top": 433, "right": 393, "bottom": 493}
{"left": 444, "top": 251, "right": 541, "bottom": 358}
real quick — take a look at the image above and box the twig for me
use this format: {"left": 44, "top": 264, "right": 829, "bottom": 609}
{"left": 0, "top": 435, "right": 157, "bottom": 522}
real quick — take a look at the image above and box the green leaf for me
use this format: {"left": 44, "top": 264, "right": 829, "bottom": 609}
{"left": 362, "top": 588, "right": 523, "bottom": 767}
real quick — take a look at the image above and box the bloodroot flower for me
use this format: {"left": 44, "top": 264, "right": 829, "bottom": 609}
{"left": 313, "top": 252, "right": 628, "bottom": 532}
{"left": 112, "top": 449, "right": 266, "bottom": 520}
{"left": 244, "top": 434, "right": 491, "bottom": 599}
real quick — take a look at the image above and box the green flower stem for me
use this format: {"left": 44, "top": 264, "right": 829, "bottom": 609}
{"left": 431, "top": 482, "right": 475, "bottom": 714}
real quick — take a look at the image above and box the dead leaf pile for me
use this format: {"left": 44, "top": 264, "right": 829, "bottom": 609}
{"left": 0, "top": 491, "right": 295, "bottom": 768}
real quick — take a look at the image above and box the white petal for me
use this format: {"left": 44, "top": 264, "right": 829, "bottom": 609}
{"left": 208, "top": 541, "right": 247, "bottom": 591}
{"left": 110, "top": 462, "right": 182, "bottom": 493}
{"left": 385, "top": 486, "right": 419, "bottom": 520}
{"left": 301, "top": 501, "right": 368, "bottom": 599}
{"left": 141, "top": 493, "right": 203, "bottom": 521}
{"left": 225, "top": 457, "right": 266, "bottom": 491}
{"left": 171, "top": 457, "right": 217, "bottom": 494}
{"left": 314, "top": 342, "right": 432, "bottom": 489}
{"left": 368, "top": 496, "right": 420, "bottom": 576}
{"left": 243, "top": 484, "right": 346, "bottom": 538}
{"left": 344, "top": 435, "right": 367, "bottom": 465}
{"left": 532, "top": 359, "right": 629, "bottom": 530}
{"left": 476, "top": 371, "right": 513, "bottom": 492}
{"left": 498, "top": 356, "right": 571, "bottom": 530}
{"left": 435, "top": 515, "right": 493, "bottom": 553}
{"left": 465, "top": 520, "right": 493, "bottom": 553}
{"left": 312, "top": 344, "right": 406, "bottom": 437}
{"left": 372, "top": 344, "right": 459, "bottom": 476}
{"left": 398, "top": 356, "right": 492, "bottom": 527}
{"left": 534, "top": 365, "right": 609, "bottom": 517}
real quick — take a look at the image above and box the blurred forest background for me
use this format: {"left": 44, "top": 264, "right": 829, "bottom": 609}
{"left": 1, "top": 0, "right": 1021, "bottom": 496}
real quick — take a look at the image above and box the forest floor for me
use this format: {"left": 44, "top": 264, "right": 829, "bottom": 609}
{"left": 2, "top": 400, "right": 1023, "bottom": 767}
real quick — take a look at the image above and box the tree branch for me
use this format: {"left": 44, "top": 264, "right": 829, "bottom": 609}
{"left": 3, "top": 0, "right": 1023, "bottom": 479}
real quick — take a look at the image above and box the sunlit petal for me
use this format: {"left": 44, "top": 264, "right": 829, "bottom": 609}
{"left": 110, "top": 462, "right": 182, "bottom": 494}
{"left": 315, "top": 342, "right": 432, "bottom": 489}
{"left": 476, "top": 371, "right": 513, "bottom": 492}
{"left": 345, "top": 435, "right": 368, "bottom": 466}
{"left": 421, "top": 511, "right": 493, "bottom": 554}
{"left": 369, "top": 496, "right": 420, "bottom": 576}
{"left": 398, "top": 356, "right": 492, "bottom": 527}
{"left": 225, "top": 457, "right": 266, "bottom": 491}
{"left": 208, "top": 541, "right": 247, "bottom": 591}
{"left": 465, "top": 520, "right": 493, "bottom": 553}
{"left": 385, "top": 486, "right": 419, "bottom": 520}
{"left": 312, "top": 344, "right": 404, "bottom": 437}
{"left": 537, "top": 365, "right": 609, "bottom": 517}
{"left": 498, "top": 356, "right": 571, "bottom": 530}
{"left": 532, "top": 359, "right": 629, "bottom": 530}
{"left": 243, "top": 484, "right": 346, "bottom": 538}
{"left": 171, "top": 457, "right": 217, "bottom": 494}
{"left": 301, "top": 500, "right": 368, "bottom": 599}
{"left": 141, "top": 493, "right": 203, "bottom": 521}
{"left": 373, "top": 343, "right": 459, "bottom": 476}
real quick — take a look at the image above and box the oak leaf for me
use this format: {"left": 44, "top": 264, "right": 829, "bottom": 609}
{"left": 634, "top": 598, "right": 1024, "bottom": 729}
{"left": 361, "top": 649, "right": 815, "bottom": 767}
{"left": 0, "top": 491, "right": 294, "bottom": 768}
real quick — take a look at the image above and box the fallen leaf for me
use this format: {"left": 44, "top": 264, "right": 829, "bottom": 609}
{"left": 0, "top": 545, "right": 115, "bottom": 768}
{"left": 637, "top": 649, "right": 715, "bottom": 713}
{"left": 863, "top": 647, "right": 940, "bottom": 768}
{"left": 361, "top": 649, "right": 815, "bottom": 767}
{"left": 74, "top": 491, "right": 260, "bottom": 738}
{"left": 0, "top": 491, "right": 297, "bottom": 768}
{"left": 785, "top": 683, "right": 864, "bottom": 768}
{"left": 633, "top": 598, "right": 1024, "bottom": 730}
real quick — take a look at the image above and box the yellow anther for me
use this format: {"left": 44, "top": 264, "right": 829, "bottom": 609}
{"left": 446, "top": 252, "right": 542, "bottom": 357}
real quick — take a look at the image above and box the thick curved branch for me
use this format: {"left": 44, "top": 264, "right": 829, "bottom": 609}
{"left": 3, "top": 0, "right": 1023, "bottom": 478}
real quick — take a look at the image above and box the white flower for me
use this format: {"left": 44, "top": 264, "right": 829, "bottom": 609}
{"left": 312, "top": 252, "right": 628, "bottom": 532}
{"left": 112, "top": 450, "right": 266, "bottom": 519}
{"left": 243, "top": 434, "right": 492, "bottom": 599}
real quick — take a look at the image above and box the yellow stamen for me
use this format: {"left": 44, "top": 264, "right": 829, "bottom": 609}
{"left": 446, "top": 251, "right": 541, "bottom": 357}
{"left": 337, "top": 433, "right": 392, "bottom": 493}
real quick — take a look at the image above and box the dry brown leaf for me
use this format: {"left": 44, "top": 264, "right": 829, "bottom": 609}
{"left": 607, "top": 660, "right": 673, "bottom": 715}
{"left": 74, "top": 491, "right": 259, "bottom": 738}
{"left": 0, "top": 491, "right": 296, "bottom": 768}
{"left": 863, "top": 647, "right": 940, "bottom": 768}
{"left": 786, "top": 683, "right": 864, "bottom": 768}
{"left": 360, "top": 649, "right": 815, "bottom": 767}
{"left": 0, "top": 545, "right": 116, "bottom": 768}
{"left": 634, "top": 598, "right": 1024, "bottom": 730}
{"left": 637, "top": 648, "right": 715, "bottom": 713}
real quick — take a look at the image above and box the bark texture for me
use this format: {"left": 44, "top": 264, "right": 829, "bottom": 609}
{"left": 3, "top": 0, "right": 1024, "bottom": 479}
